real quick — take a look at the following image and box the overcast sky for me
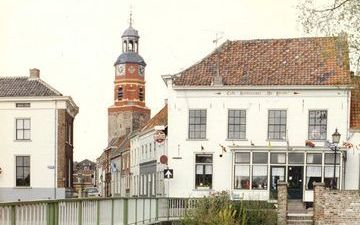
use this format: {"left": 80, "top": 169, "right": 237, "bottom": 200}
{"left": 0, "top": 0, "right": 310, "bottom": 161}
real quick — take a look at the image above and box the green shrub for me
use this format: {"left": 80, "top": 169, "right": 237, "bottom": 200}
{"left": 181, "top": 192, "right": 277, "bottom": 225}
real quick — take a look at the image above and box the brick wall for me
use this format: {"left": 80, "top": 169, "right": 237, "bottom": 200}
{"left": 277, "top": 181, "right": 288, "bottom": 225}
{"left": 313, "top": 182, "right": 360, "bottom": 225}
{"left": 57, "top": 109, "right": 74, "bottom": 188}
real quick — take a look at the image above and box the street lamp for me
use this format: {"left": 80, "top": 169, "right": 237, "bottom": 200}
{"left": 331, "top": 129, "right": 341, "bottom": 189}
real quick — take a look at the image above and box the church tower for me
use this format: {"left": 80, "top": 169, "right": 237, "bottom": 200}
{"left": 108, "top": 19, "right": 151, "bottom": 141}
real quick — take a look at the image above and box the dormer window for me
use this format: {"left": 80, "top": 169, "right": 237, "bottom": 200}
{"left": 118, "top": 87, "right": 123, "bottom": 100}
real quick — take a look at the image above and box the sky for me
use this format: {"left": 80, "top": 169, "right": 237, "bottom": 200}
{"left": 0, "top": 0, "right": 309, "bottom": 161}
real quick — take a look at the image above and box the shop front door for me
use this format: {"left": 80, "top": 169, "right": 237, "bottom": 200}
{"left": 270, "top": 166, "right": 286, "bottom": 199}
{"left": 288, "top": 166, "right": 303, "bottom": 199}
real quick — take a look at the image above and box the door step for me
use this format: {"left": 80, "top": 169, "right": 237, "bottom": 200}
{"left": 287, "top": 213, "right": 313, "bottom": 225}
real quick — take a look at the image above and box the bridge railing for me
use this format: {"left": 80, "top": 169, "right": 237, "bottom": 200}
{"left": 0, "top": 197, "right": 191, "bottom": 225}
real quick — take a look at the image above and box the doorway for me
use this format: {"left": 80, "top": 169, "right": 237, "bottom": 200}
{"left": 288, "top": 166, "right": 303, "bottom": 199}
{"left": 270, "top": 166, "right": 286, "bottom": 199}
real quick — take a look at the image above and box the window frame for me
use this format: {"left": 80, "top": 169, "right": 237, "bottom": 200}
{"left": 227, "top": 109, "right": 246, "bottom": 140}
{"left": 195, "top": 154, "right": 213, "bottom": 189}
{"left": 188, "top": 109, "right": 207, "bottom": 140}
{"left": 267, "top": 110, "right": 287, "bottom": 140}
{"left": 117, "top": 86, "right": 123, "bottom": 100}
{"left": 308, "top": 110, "right": 327, "bottom": 140}
{"left": 15, "top": 118, "right": 31, "bottom": 141}
{"left": 15, "top": 155, "right": 31, "bottom": 187}
{"left": 234, "top": 151, "right": 269, "bottom": 190}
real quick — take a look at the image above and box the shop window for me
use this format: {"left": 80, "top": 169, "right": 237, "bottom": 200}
{"left": 306, "top": 166, "right": 322, "bottom": 190}
{"left": 252, "top": 165, "right": 268, "bottom": 190}
{"left": 234, "top": 165, "right": 250, "bottom": 189}
{"left": 288, "top": 153, "right": 304, "bottom": 164}
{"left": 235, "top": 152, "right": 250, "bottom": 164}
{"left": 307, "top": 153, "right": 322, "bottom": 164}
{"left": 324, "top": 153, "right": 340, "bottom": 165}
{"left": 324, "top": 166, "right": 340, "bottom": 189}
{"left": 253, "top": 152, "right": 268, "bottom": 164}
{"left": 270, "top": 153, "right": 286, "bottom": 164}
{"left": 195, "top": 154, "right": 213, "bottom": 189}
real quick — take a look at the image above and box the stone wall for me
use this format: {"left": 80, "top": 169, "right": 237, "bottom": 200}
{"left": 313, "top": 182, "right": 360, "bottom": 225}
{"left": 277, "top": 181, "right": 288, "bottom": 225}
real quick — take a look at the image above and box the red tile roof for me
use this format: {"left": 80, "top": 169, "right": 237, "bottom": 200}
{"left": 351, "top": 76, "right": 360, "bottom": 129}
{"left": 141, "top": 105, "right": 168, "bottom": 132}
{"left": 173, "top": 37, "right": 351, "bottom": 86}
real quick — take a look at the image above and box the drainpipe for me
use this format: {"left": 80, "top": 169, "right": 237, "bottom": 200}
{"left": 54, "top": 101, "right": 58, "bottom": 199}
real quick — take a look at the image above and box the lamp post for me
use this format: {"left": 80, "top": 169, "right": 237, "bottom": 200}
{"left": 331, "top": 129, "right": 341, "bottom": 189}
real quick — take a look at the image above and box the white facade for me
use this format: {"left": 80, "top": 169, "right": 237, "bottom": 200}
{"left": 130, "top": 128, "right": 168, "bottom": 197}
{"left": 0, "top": 96, "right": 78, "bottom": 202}
{"left": 164, "top": 81, "right": 359, "bottom": 202}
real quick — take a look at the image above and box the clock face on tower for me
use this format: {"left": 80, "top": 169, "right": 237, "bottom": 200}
{"left": 117, "top": 65, "right": 125, "bottom": 76}
{"left": 127, "top": 65, "right": 136, "bottom": 74}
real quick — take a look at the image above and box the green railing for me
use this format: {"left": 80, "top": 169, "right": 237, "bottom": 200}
{"left": 0, "top": 197, "right": 190, "bottom": 225}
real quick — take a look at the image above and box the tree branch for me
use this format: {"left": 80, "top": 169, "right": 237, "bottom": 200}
{"left": 314, "top": 0, "right": 352, "bottom": 12}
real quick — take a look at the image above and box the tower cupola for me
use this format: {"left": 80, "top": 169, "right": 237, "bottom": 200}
{"left": 114, "top": 14, "right": 145, "bottom": 67}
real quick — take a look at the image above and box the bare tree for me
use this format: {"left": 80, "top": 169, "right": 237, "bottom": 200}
{"left": 297, "top": 0, "right": 360, "bottom": 71}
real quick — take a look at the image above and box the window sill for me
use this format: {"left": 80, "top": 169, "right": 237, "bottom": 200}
{"left": 186, "top": 139, "right": 208, "bottom": 141}
{"left": 13, "top": 186, "right": 32, "bottom": 189}
{"left": 14, "top": 139, "right": 32, "bottom": 142}
{"left": 266, "top": 139, "right": 286, "bottom": 142}
{"left": 193, "top": 188, "right": 213, "bottom": 191}
{"left": 306, "top": 139, "right": 326, "bottom": 142}
{"left": 226, "top": 139, "right": 248, "bottom": 141}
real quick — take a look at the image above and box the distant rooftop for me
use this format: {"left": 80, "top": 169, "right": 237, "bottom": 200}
{"left": 0, "top": 69, "right": 62, "bottom": 97}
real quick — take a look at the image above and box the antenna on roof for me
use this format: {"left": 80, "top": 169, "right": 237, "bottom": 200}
{"left": 212, "top": 32, "right": 224, "bottom": 86}
{"left": 129, "top": 5, "right": 133, "bottom": 27}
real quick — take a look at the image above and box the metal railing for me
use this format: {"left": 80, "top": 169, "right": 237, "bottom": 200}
{"left": 0, "top": 197, "right": 190, "bottom": 225}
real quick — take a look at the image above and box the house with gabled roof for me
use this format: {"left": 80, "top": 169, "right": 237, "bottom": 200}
{"left": 0, "top": 68, "right": 78, "bottom": 201}
{"left": 162, "top": 35, "right": 360, "bottom": 203}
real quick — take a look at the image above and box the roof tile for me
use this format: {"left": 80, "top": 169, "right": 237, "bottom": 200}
{"left": 173, "top": 37, "right": 351, "bottom": 86}
{"left": 0, "top": 77, "right": 62, "bottom": 97}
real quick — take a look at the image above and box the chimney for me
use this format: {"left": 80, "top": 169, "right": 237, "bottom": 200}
{"left": 164, "top": 99, "right": 168, "bottom": 105}
{"left": 29, "top": 68, "right": 40, "bottom": 79}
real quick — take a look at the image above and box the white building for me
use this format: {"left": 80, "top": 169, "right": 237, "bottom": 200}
{"left": 0, "top": 69, "right": 78, "bottom": 202}
{"left": 162, "top": 36, "right": 360, "bottom": 203}
{"left": 130, "top": 105, "right": 168, "bottom": 197}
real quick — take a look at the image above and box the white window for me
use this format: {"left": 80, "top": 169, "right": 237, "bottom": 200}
{"left": 16, "top": 156, "right": 30, "bottom": 186}
{"left": 16, "top": 119, "right": 31, "bottom": 140}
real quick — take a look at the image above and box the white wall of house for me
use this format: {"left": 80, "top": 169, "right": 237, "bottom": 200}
{"left": 346, "top": 131, "right": 360, "bottom": 190}
{"left": 111, "top": 156, "right": 121, "bottom": 196}
{"left": 130, "top": 135, "right": 139, "bottom": 197}
{"left": 130, "top": 129, "right": 168, "bottom": 197}
{"left": 165, "top": 82, "right": 357, "bottom": 200}
{"left": 0, "top": 98, "right": 73, "bottom": 201}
